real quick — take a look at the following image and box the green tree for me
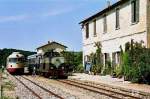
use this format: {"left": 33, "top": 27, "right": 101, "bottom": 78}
{"left": 91, "top": 42, "right": 103, "bottom": 74}
{"left": 61, "top": 51, "right": 83, "bottom": 72}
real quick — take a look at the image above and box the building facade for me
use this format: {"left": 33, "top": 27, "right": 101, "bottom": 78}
{"left": 80, "top": 0, "right": 150, "bottom": 71}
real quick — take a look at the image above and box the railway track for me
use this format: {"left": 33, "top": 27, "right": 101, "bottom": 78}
{"left": 57, "top": 79, "right": 142, "bottom": 99}
{"left": 14, "top": 76, "right": 42, "bottom": 99}
{"left": 14, "top": 76, "right": 64, "bottom": 99}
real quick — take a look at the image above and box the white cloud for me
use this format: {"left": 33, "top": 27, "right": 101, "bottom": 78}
{"left": 42, "top": 4, "right": 84, "bottom": 17}
{"left": 43, "top": 9, "right": 68, "bottom": 17}
{"left": 42, "top": 8, "right": 73, "bottom": 17}
{"left": 0, "top": 14, "right": 28, "bottom": 23}
{"left": 0, "top": 3, "right": 84, "bottom": 23}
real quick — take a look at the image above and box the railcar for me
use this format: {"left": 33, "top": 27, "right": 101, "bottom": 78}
{"left": 6, "top": 52, "right": 25, "bottom": 74}
{"left": 27, "top": 54, "right": 38, "bottom": 74}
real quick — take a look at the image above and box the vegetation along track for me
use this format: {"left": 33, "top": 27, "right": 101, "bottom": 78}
{"left": 57, "top": 79, "right": 142, "bottom": 99}
{"left": 14, "top": 76, "right": 64, "bottom": 99}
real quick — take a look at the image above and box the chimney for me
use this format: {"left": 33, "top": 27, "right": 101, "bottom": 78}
{"left": 107, "top": 0, "right": 111, "bottom": 7}
{"left": 48, "top": 40, "right": 54, "bottom": 44}
{"left": 48, "top": 41, "right": 51, "bottom": 44}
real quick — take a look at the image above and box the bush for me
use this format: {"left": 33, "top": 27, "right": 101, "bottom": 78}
{"left": 91, "top": 65, "right": 97, "bottom": 75}
{"left": 137, "top": 49, "right": 150, "bottom": 84}
{"left": 91, "top": 64, "right": 102, "bottom": 75}
{"left": 113, "top": 65, "right": 123, "bottom": 78}
{"left": 74, "top": 64, "right": 84, "bottom": 73}
{"left": 102, "top": 61, "right": 112, "bottom": 75}
{"left": 121, "top": 40, "right": 150, "bottom": 84}
{"left": 90, "top": 42, "right": 103, "bottom": 75}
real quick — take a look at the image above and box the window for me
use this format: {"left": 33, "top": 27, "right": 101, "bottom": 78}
{"left": 43, "top": 63, "right": 46, "bottom": 69}
{"left": 112, "top": 52, "right": 121, "bottom": 66}
{"left": 93, "top": 19, "right": 97, "bottom": 36}
{"left": 104, "top": 53, "right": 109, "bottom": 65}
{"left": 8, "top": 58, "right": 24, "bottom": 63}
{"left": 112, "top": 53, "right": 116, "bottom": 66}
{"left": 116, "top": 8, "right": 120, "bottom": 29}
{"left": 18, "top": 58, "right": 25, "bottom": 62}
{"left": 116, "top": 52, "right": 121, "bottom": 64}
{"left": 87, "top": 55, "right": 90, "bottom": 62}
{"left": 131, "top": 0, "right": 139, "bottom": 23}
{"left": 85, "top": 23, "right": 89, "bottom": 38}
{"left": 9, "top": 58, "right": 17, "bottom": 63}
{"left": 103, "top": 14, "right": 107, "bottom": 33}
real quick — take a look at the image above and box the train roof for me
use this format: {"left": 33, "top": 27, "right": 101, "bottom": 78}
{"left": 27, "top": 54, "right": 37, "bottom": 59}
{"left": 7, "top": 52, "right": 24, "bottom": 58}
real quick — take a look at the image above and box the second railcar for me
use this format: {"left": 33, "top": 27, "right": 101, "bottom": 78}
{"left": 27, "top": 54, "right": 38, "bottom": 74}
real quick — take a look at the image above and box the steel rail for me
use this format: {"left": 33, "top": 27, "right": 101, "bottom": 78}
{"left": 66, "top": 79, "right": 142, "bottom": 99}
{"left": 14, "top": 76, "right": 42, "bottom": 99}
{"left": 22, "top": 76, "right": 64, "bottom": 99}
{"left": 58, "top": 80, "right": 141, "bottom": 99}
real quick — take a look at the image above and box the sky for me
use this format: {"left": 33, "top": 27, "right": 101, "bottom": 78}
{"left": 0, "top": 0, "right": 117, "bottom": 52}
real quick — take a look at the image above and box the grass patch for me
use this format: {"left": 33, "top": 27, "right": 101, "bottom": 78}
{"left": 3, "top": 81, "right": 15, "bottom": 91}
{"left": 2, "top": 96, "right": 14, "bottom": 99}
{"left": 2, "top": 76, "right": 7, "bottom": 80}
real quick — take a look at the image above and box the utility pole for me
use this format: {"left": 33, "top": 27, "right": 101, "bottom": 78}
{"left": 0, "top": 69, "right": 1, "bottom": 98}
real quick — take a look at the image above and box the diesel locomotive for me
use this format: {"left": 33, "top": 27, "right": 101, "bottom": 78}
{"left": 28, "top": 51, "right": 71, "bottom": 78}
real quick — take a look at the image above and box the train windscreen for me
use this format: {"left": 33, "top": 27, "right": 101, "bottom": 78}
{"left": 9, "top": 58, "right": 17, "bottom": 63}
{"left": 9, "top": 58, "right": 25, "bottom": 63}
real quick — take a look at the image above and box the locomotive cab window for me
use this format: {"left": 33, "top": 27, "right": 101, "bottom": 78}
{"left": 18, "top": 58, "right": 25, "bottom": 62}
{"left": 43, "top": 63, "right": 46, "bottom": 69}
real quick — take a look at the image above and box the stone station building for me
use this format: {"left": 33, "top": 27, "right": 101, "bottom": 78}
{"left": 80, "top": 0, "right": 150, "bottom": 71}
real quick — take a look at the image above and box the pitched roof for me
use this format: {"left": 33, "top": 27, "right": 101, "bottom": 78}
{"left": 37, "top": 41, "right": 67, "bottom": 50}
{"left": 79, "top": 0, "right": 128, "bottom": 24}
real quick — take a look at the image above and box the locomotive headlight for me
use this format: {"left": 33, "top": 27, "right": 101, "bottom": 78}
{"left": 61, "top": 66, "right": 64, "bottom": 69}
{"left": 50, "top": 67, "right": 54, "bottom": 69}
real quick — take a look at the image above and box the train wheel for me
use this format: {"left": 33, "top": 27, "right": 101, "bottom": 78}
{"left": 63, "top": 76, "right": 68, "bottom": 79}
{"left": 40, "top": 72, "right": 44, "bottom": 76}
{"left": 58, "top": 75, "right": 68, "bottom": 79}
{"left": 44, "top": 72, "right": 50, "bottom": 78}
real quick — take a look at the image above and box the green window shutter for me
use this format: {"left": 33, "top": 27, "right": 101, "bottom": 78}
{"left": 103, "top": 14, "right": 107, "bottom": 33}
{"left": 86, "top": 23, "right": 89, "bottom": 38}
{"left": 131, "top": 0, "right": 139, "bottom": 23}
{"left": 131, "top": 0, "right": 134, "bottom": 23}
{"left": 116, "top": 8, "right": 120, "bottom": 29}
{"left": 93, "top": 19, "right": 96, "bottom": 36}
{"left": 136, "top": 0, "right": 140, "bottom": 22}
